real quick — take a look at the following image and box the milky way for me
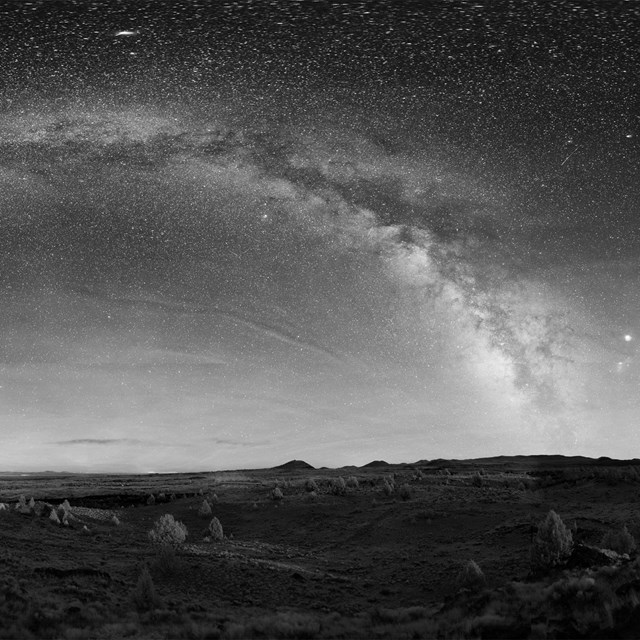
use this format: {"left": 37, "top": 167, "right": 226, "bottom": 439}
{"left": 1, "top": 1, "right": 639, "bottom": 471}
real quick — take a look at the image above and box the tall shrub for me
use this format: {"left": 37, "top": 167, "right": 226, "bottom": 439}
{"left": 148, "top": 514, "right": 188, "bottom": 546}
{"left": 531, "top": 510, "right": 573, "bottom": 570}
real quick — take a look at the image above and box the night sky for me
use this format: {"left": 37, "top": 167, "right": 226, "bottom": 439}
{"left": 1, "top": 0, "right": 639, "bottom": 472}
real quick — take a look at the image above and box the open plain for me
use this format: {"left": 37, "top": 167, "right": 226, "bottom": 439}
{"left": 3, "top": 456, "right": 640, "bottom": 638}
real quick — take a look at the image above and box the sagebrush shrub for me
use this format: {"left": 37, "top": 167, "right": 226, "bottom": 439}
{"left": 146, "top": 494, "right": 155, "bottom": 506}
{"left": 152, "top": 544, "right": 181, "bottom": 577}
{"left": 399, "top": 483, "right": 412, "bottom": 501}
{"left": 330, "top": 477, "right": 346, "bottom": 496}
{"left": 601, "top": 525, "right": 636, "bottom": 555}
{"left": 148, "top": 514, "right": 188, "bottom": 546}
{"left": 305, "top": 478, "right": 318, "bottom": 493}
{"left": 132, "top": 567, "right": 160, "bottom": 611}
{"left": 208, "top": 517, "right": 224, "bottom": 541}
{"left": 198, "top": 500, "right": 212, "bottom": 517}
{"left": 272, "top": 487, "right": 284, "bottom": 501}
{"left": 346, "top": 476, "right": 359, "bottom": 490}
{"left": 382, "top": 479, "right": 394, "bottom": 496}
{"left": 456, "top": 560, "right": 486, "bottom": 592}
{"left": 531, "top": 510, "right": 573, "bottom": 570}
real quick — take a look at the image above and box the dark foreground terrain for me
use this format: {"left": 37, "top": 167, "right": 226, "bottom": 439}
{"left": 2, "top": 455, "right": 640, "bottom": 638}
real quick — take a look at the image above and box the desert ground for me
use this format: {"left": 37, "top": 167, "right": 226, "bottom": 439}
{"left": 2, "top": 455, "right": 640, "bottom": 638}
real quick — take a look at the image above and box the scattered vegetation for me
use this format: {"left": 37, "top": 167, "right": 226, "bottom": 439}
{"left": 5, "top": 461, "right": 640, "bottom": 639}
{"left": 271, "top": 487, "right": 284, "bottom": 501}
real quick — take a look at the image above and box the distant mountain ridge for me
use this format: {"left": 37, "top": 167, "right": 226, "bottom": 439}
{"left": 5, "top": 454, "right": 640, "bottom": 475}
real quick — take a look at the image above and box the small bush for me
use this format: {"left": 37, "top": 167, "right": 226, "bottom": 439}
{"left": 399, "top": 483, "right": 412, "bottom": 501}
{"left": 49, "top": 509, "right": 60, "bottom": 525}
{"left": 198, "top": 500, "right": 212, "bottom": 517}
{"left": 456, "top": 560, "right": 486, "bottom": 592}
{"left": 531, "top": 510, "right": 573, "bottom": 570}
{"left": 146, "top": 494, "right": 156, "bottom": 506}
{"left": 472, "top": 472, "right": 483, "bottom": 487}
{"left": 208, "top": 517, "right": 224, "bottom": 541}
{"left": 601, "top": 525, "right": 636, "bottom": 555}
{"left": 209, "top": 493, "right": 219, "bottom": 504}
{"left": 346, "top": 476, "right": 360, "bottom": 490}
{"left": 132, "top": 567, "right": 161, "bottom": 611}
{"left": 111, "top": 515, "right": 120, "bottom": 526}
{"left": 272, "top": 487, "right": 284, "bottom": 501}
{"left": 152, "top": 544, "right": 181, "bottom": 577}
{"left": 148, "top": 514, "right": 188, "bottom": 546}
{"left": 382, "top": 479, "right": 394, "bottom": 496}
{"left": 305, "top": 478, "right": 318, "bottom": 493}
{"left": 330, "top": 477, "right": 347, "bottom": 496}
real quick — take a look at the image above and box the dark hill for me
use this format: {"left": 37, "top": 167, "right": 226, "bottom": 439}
{"left": 361, "top": 460, "right": 390, "bottom": 468}
{"left": 272, "top": 460, "right": 315, "bottom": 471}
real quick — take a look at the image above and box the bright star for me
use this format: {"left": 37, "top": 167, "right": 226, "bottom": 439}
{"left": 624, "top": 334, "right": 633, "bottom": 342}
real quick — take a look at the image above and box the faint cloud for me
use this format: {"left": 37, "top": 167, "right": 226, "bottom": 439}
{"left": 53, "top": 438, "right": 144, "bottom": 446}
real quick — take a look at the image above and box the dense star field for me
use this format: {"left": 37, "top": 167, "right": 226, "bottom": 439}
{"left": 0, "top": 0, "right": 639, "bottom": 472}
